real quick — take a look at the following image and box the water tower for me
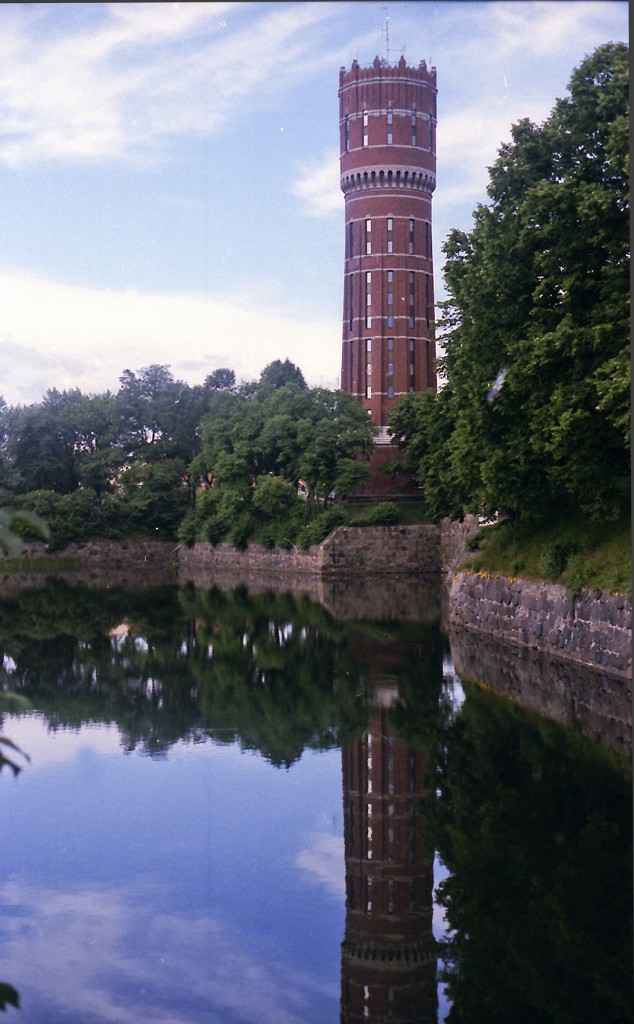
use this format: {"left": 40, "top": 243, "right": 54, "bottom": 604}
{"left": 339, "top": 55, "right": 438, "bottom": 444}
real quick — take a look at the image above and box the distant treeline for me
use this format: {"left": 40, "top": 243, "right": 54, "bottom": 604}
{"left": 0, "top": 359, "right": 379, "bottom": 550}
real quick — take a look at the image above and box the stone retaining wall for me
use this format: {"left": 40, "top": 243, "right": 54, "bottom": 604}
{"left": 448, "top": 570, "right": 632, "bottom": 680}
{"left": 177, "top": 523, "right": 441, "bottom": 581}
{"left": 0, "top": 540, "right": 177, "bottom": 592}
{"left": 320, "top": 524, "right": 440, "bottom": 575}
{"left": 2, "top": 532, "right": 631, "bottom": 687}
{"left": 448, "top": 624, "right": 631, "bottom": 755}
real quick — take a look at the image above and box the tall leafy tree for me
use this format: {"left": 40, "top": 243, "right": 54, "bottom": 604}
{"left": 391, "top": 42, "right": 630, "bottom": 523}
{"left": 188, "top": 368, "right": 375, "bottom": 546}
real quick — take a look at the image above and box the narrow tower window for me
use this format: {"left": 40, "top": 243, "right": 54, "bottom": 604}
{"left": 344, "top": 116, "right": 349, "bottom": 152}
{"left": 409, "top": 339, "right": 415, "bottom": 391}
{"left": 409, "top": 218, "right": 415, "bottom": 255}
{"left": 409, "top": 271, "right": 415, "bottom": 328}
{"left": 363, "top": 109, "right": 369, "bottom": 147}
{"left": 387, "top": 217, "right": 393, "bottom": 254}
{"left": 365, "top": 219, "right": 371, "bottom": 255}
{"left": 387, "top": 105, "right": 393, "bottom": 144}
{"left": 348, "top": 221, "right": 354, "bottom": 257}
{"left": 348, "top": 275, "right": 354, "bottom": 331}
{"left": 365, "top": 271, "right": 372, "bottom": 328}
{"left": 411, "top": 108, "right": 417, "bottom": 146}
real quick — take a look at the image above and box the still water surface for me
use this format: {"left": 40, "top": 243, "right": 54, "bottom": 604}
{"left": 0, "top": 581, "right": 631, "bottom": 1023}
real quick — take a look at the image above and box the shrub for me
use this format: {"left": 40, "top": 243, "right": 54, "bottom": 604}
{"left": 177, "top": 509, "right": 197, "bottom": 546}
{"left": 465, "top": 530, "right": 485, "bottom": 552}
{"left": 297, "top": 506, "right": 347, "bottom": 549}
{"left": 363, "top": 501, "right": 400, "bottom": 526}
{"left": 537, "top": 540, "right": 580, "bottom": 579}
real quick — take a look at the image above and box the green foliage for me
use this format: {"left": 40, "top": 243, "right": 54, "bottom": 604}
{"left": 296, "top": 506, "right": 348, "bottom": 549}
{"left": 467, "top": 512, "right": 631, "bottom": 594}
{"left": 117, "top": 458, "right": 191, "bottom": 540}
{"left": 0, "top": 983, "right": 19, "bottom": 1011}
{"left": 390, "top": 43, "right": 630, "bottom": 526}
{"left": 430, "top": 683, "right": 633, "bottom": 1023}
{"left": 257, "top": 358, "right": 307, "bottom": 392}
{"left": 0, "top": 350, "right": 376, "bottom": 549}
{"left": 194, "top": 487, "right": 250, "bottom": 547}
{"left": 537, "top": 539, "right": 580, "bottom": 579}
{"left": 465, "top": 530, "right": 485, "bottom": 553}
{"left": 189, "top": 377, "right": 374, "bottom": 548}
{"left": 0, "top": 507, "right": 50, "bottom": 554}
{"left": 351, "top": 501, "right": 400, "bottom": 526}
{"left": 177, "top": 508, "right": 197, "bottom": 546}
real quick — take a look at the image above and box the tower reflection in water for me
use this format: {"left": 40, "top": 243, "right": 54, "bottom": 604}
{"left": 340, "top": 630, "right": 438, "bottom": 1024}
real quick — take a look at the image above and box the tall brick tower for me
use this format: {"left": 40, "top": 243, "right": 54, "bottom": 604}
{"left": 339, "top": 55, "right": 437, "bottom": 437}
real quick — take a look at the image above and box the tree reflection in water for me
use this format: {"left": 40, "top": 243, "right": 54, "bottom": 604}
{"left": 0, "top": 580, "right": 630, "bottom": 1023}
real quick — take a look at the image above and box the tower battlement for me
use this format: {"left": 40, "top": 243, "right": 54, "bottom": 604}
{"left": 339, "top": 55, "right": 436, "bottom": 90}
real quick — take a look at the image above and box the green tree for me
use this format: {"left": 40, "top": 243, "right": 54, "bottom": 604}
{"left": 118, "top": 458, "right": 190, "bottom": 539}
{"left": 257, "top": 358, "right": 307, "bottom": 393}
{"left": 295, "top": 389, "right": 374, "bottom": 512}
{"left": 189, "top": 381, "right": 374, "bottom": 547}
{"left": 116, "top": 364, "right": 205, "bottom": 464}
{"left": 391, "top": 42, "right": 630, "bottom": 523}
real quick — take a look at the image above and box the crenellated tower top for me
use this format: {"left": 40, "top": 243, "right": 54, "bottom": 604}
{"left": 339, "top": 54, "right": 437, "bottom": 91}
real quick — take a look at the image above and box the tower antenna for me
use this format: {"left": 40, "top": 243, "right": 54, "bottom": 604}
{"left": 382, "top": 6, "right": 390, "bottom": 63}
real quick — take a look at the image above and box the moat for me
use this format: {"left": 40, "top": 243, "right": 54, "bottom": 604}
{"left": 0, "top": 580, "right": 631, "bottom": 1023}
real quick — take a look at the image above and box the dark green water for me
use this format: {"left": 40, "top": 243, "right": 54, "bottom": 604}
{"left": 0, "top": 581, "right": 631, "bottom": 1023}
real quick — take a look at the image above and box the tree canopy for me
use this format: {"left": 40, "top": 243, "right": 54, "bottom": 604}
{"left": 0, "top": 359, "right": 375, "bottom": 549}
{"left": 390, "top": 42, "right": 630, "bottom": 524}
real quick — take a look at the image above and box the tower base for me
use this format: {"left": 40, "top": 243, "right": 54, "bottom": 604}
{"left": 354, "top": 439, "right": 422, "bottom": 500}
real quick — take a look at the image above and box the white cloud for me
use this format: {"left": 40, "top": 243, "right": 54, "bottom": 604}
{"left": 293, "top": 149, "right": 342, "bottom": 218}
{"left": 296, "top": 831, "right": 345, "bottom": 898}
{"left": 486, "top": 0, "right": 627, "bottom": 59}
{"left": 0, "top": 268, "right": 341, "bottom": 405}
{"left": 0, "top": 2, "right": 344, "bottom": 167}
{"left": 0, "top": 878, "right": 332, "bottom": 1023}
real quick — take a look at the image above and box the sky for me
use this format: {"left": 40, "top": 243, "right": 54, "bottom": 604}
{"left": 0, "top": 0, "right": 628, "bottom": 407}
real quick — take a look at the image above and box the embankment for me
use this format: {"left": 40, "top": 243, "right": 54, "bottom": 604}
{"left": 448, "top": 570, "right": 631, "bottom": 681}
{"left": 2, "top": 525, "right": 631, "bottom": 684}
